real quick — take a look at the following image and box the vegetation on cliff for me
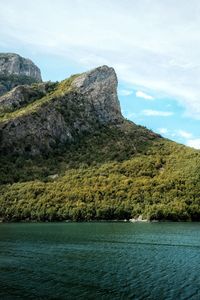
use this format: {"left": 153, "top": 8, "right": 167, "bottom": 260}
{"left": 0, "top": 75, "right": 79, "bottom": 123}
{"left": 0, "top": 74, "right": 41, "bottom": 96}
{"left": 0, "top": 59, "right": 200, "bottom": 222}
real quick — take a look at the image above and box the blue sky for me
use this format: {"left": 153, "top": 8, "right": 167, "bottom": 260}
{"left": 0, "top": 0, "right": 200, "bottom": 148}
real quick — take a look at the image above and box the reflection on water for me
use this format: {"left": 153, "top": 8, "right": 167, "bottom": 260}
{"left": 0, "top": 222, "right": 200, "bottom": 299}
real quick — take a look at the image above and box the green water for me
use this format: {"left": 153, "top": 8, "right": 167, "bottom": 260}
{"left": 0, "top": 222, "right": 200, "bottom": 299}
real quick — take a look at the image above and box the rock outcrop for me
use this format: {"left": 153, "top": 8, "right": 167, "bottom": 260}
{"left": 72, "top": 66, "right": 122, "bottom": 124}
{"left": 0, "top": 53, "right": 42, "bottom": 96}
{"left": 0, "top": 64, "right": 123, "bottom": 155}
{"left": 0, "top": 82, "right": 56, "bottom": 114}
{"left": 0, "top": 53, "right": 42, "bottom": 81}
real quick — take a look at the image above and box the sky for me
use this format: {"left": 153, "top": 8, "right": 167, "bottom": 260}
{"left": 0, "top": 0, "right": 200, "bottom": 149}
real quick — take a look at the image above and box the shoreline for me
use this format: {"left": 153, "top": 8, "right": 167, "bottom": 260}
{"left": 0, "top": 219, "right": 199, "bottom": 224}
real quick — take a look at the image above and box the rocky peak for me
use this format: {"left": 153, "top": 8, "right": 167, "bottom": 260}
{"left": 72, "top": 65, "right": 122, "bottom": 123}
{"left": 0, "top": 53, "right": 42, "bottom": 82}
{"left": 0, "top": 63, "right": 124, "bottom": 155}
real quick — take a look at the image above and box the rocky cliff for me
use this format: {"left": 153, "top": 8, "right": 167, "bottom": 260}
{"left": 0, "top": 65, "right": 123, "bottom": 155}
{"left": 0, "top": 53, "right": 42, "bottom": 96}
{"left": 0, "top": 53, "right": 42, "bottom": 81}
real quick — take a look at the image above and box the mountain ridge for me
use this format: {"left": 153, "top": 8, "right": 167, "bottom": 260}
{"left": 0, "top": 65, "right": 125, "bottom": 155}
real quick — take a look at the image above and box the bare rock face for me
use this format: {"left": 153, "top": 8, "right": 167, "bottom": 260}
{"left": 72, "top": 66, "right": 122, "bottom": 123}
{"left": 0, "top": 53, "right": 42, "bottom": 82}
{"left": 0, "top": 65, "right": 123, "bottom": 155}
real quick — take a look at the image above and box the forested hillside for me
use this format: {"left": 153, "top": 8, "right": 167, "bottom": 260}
{"left": 0, "top": 54, "right": 200, "bottom": 222}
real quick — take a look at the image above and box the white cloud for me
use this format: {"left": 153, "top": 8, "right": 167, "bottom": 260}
{"left": 142, "top": 110, "right": 173, "bottom": 117}
{"left": 126, "top": 113, "right": 137, "bottom": 119}
{"left": 136, "top": 91, "right": 154, "bottom": 100}
{"left": 122, "top": 110, "right": 137, "bottom": 119}
{"left": 158, "top": 128, "right": 193, "bottom": 139}
{"left": 177, "top": 130, "right": 192, "bottom": 139}
{"left": 187, "top": 139, "right": 200, "bottom": 149}
{"left": 158, "top": 128, "right": 168, "bottom": 134}
{"left": 119, "top": 89, "right": 133, "bottom": 96}
{"left": 1, "top": 1, "right": 200, "bottom": 117}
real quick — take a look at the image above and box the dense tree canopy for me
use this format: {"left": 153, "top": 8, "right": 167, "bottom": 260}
{"left": 1, "top": 121, "right": 200, "bottom": 222}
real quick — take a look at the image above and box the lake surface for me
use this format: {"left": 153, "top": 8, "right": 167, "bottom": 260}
{"left": 0, "top": 222, "right": 200, "bottom": 299}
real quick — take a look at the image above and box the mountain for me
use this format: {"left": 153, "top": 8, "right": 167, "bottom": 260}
{"left": 0, "top": 53, "right": 42, "bottom": 96}
{"left": 0, "top": 65, "right": 123, "bottom": 155}
{"left": 0, "top": 54, "right": 200, "bottom": 222}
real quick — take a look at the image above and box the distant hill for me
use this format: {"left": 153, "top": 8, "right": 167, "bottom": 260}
{"left": 0, "top": 53, "right": 42, "bottom": 96}
{"left": 0, "top": 53, "right": 200, "bottom": 222}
